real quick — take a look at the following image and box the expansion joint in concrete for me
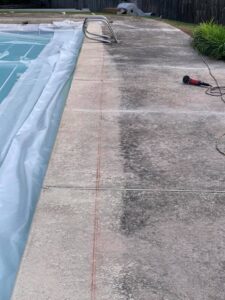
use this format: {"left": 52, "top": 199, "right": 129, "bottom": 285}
{"left": 43, "top": 185, "right": 225, "bottom": 194}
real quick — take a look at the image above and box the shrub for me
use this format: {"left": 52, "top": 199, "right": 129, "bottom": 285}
{"left": 193, "top": 21, "right": 225, "bottom": 59}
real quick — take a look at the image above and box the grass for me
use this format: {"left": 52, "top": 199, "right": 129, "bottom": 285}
{"left": 193, "top": 21, "right": 225, "bottom": 59}
{"left": 161, "top": 19, "right": 197, "bottom": 36}
{"left": 146, "top": 16, "right": 197, "bottom": 36}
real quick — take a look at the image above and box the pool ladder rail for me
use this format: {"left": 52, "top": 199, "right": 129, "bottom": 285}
{"left": 83, "top": 16, "right": 118, "bottom": 44}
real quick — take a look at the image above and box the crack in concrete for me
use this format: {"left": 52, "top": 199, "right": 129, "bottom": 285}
{"left": 64, "top": 108, "right": 225, "bottom": 116}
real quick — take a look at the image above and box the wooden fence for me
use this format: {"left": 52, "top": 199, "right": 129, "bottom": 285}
{"left": 46, "top": 0, "right": 225, "bottom": 23}
{"left": 48, "top": 0, "right": 120, "bottom": 10}
{"left": 47, "top": 0, "right": 225, "bottom": 23}
{"left": 144, "top": 0, "right": 225, "bottom": 24}
{"left": 2, "top": 0, "right": 225, "bottom": 23}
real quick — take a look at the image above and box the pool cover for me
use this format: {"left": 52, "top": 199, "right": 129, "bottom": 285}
{"left": 0, "top": 21, "right": 83, "bottom": 299}
{"left": 0, "top": 30, "right": 52, "bottom": 103}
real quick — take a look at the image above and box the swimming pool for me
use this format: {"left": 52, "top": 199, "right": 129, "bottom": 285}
{"left": 0, "top": 31, "right": 52, "bottom": 103}
{"left": 0, "top": 21, "right": 83, "bottom": 300}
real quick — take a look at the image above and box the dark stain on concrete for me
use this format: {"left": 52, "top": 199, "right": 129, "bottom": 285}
{"left": 119, "top": 85, "right": 148, "bottom": 110}
{"left": 118, "top": 113, "right": 169, "bottom": 187}
{"left": 115, "top": 267, "right": 182, "bottom": 300}
{"left": 120, "top": 191, "right": 151, "bottom": 235}
{"left": 120, "top": 190, "right": 225, "bottom": 235}
{"left": 104, "top": 17, "right": 225, "bottom": 300}
{"left": 117, "top": 191, "right": 225, "bottom": 299}
{"left": 117, "top": 112, "right": 225, "bottom": 191}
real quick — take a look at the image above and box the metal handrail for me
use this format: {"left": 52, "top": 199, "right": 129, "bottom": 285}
{"left": 83, "top": 16, "right": 118, "bottom": 44}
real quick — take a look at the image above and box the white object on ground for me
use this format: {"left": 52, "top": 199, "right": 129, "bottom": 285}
{"left": 117, "top": 2, "right": 152, "bottom": 16}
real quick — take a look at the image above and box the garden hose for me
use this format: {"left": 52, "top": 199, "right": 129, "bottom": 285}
{"left": 201, "top": 55, "right": 225, "bottom": 156}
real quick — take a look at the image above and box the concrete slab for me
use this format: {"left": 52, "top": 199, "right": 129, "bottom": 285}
{"left": 74, "top": 58, "right": 104, "bottom": 81}
{"left": 67, "top": 80, "right": 102, "bottom": 110}
{"left": 44, "top": 111, "right": 100, "bottom": 188}
{"left": 13, "top": 188, "right": 225, "bottom": 300}
{"left": 45, "top": 108, "right": 225, "bottom": 191}
{"left": 96, "top": 70, "right": 225, "bottom": 113}
{"left": 118, "top": 112, "right": 225, "bottom": 190}
{"left": 12, "top": 188, "right": 95, "bottom": 300}
{"left": 95, "top": 190, "right": 225, "bottom": 300}
{"left": 66, "top": 80, "right": 118, "bottom": 110}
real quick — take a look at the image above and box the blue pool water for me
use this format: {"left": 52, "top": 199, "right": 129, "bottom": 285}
{"left": 0, "top": 22, "right": 83, "bottom": 300}
{"left": 0, "top": 31, "right": 52, "bottom": 102}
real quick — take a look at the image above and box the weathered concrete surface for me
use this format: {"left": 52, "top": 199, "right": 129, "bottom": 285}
{"left": 13, "top": 17, "right": 225, "bottom": 300}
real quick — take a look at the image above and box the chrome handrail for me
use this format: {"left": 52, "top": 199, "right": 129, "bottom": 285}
{"left": 83, "top": 16, "right": 118, "bottom": 44}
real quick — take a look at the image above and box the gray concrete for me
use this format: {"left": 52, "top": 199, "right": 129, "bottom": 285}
{"left": 13, "top": 17, "right": 225, "bottom": 300}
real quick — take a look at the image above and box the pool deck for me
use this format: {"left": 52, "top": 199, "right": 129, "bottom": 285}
{"left": 10, "top": 16, "right": 225, "bottom": 299}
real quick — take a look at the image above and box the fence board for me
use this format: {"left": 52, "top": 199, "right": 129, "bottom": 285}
{"left": 144, "top": 0, "right": 225, "bottom": 24}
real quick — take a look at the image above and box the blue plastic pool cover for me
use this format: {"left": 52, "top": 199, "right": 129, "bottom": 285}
{"left": 0, "top": 21, "right": 83, "bottom": 299}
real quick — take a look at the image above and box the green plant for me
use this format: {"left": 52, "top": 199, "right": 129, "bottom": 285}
{"left": 193, "top": 21, "right": 225, "bottom": 59}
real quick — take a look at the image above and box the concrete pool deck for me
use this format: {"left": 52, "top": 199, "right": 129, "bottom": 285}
{"left": 10, "top": 16, "right": 225, "bottom": 299}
